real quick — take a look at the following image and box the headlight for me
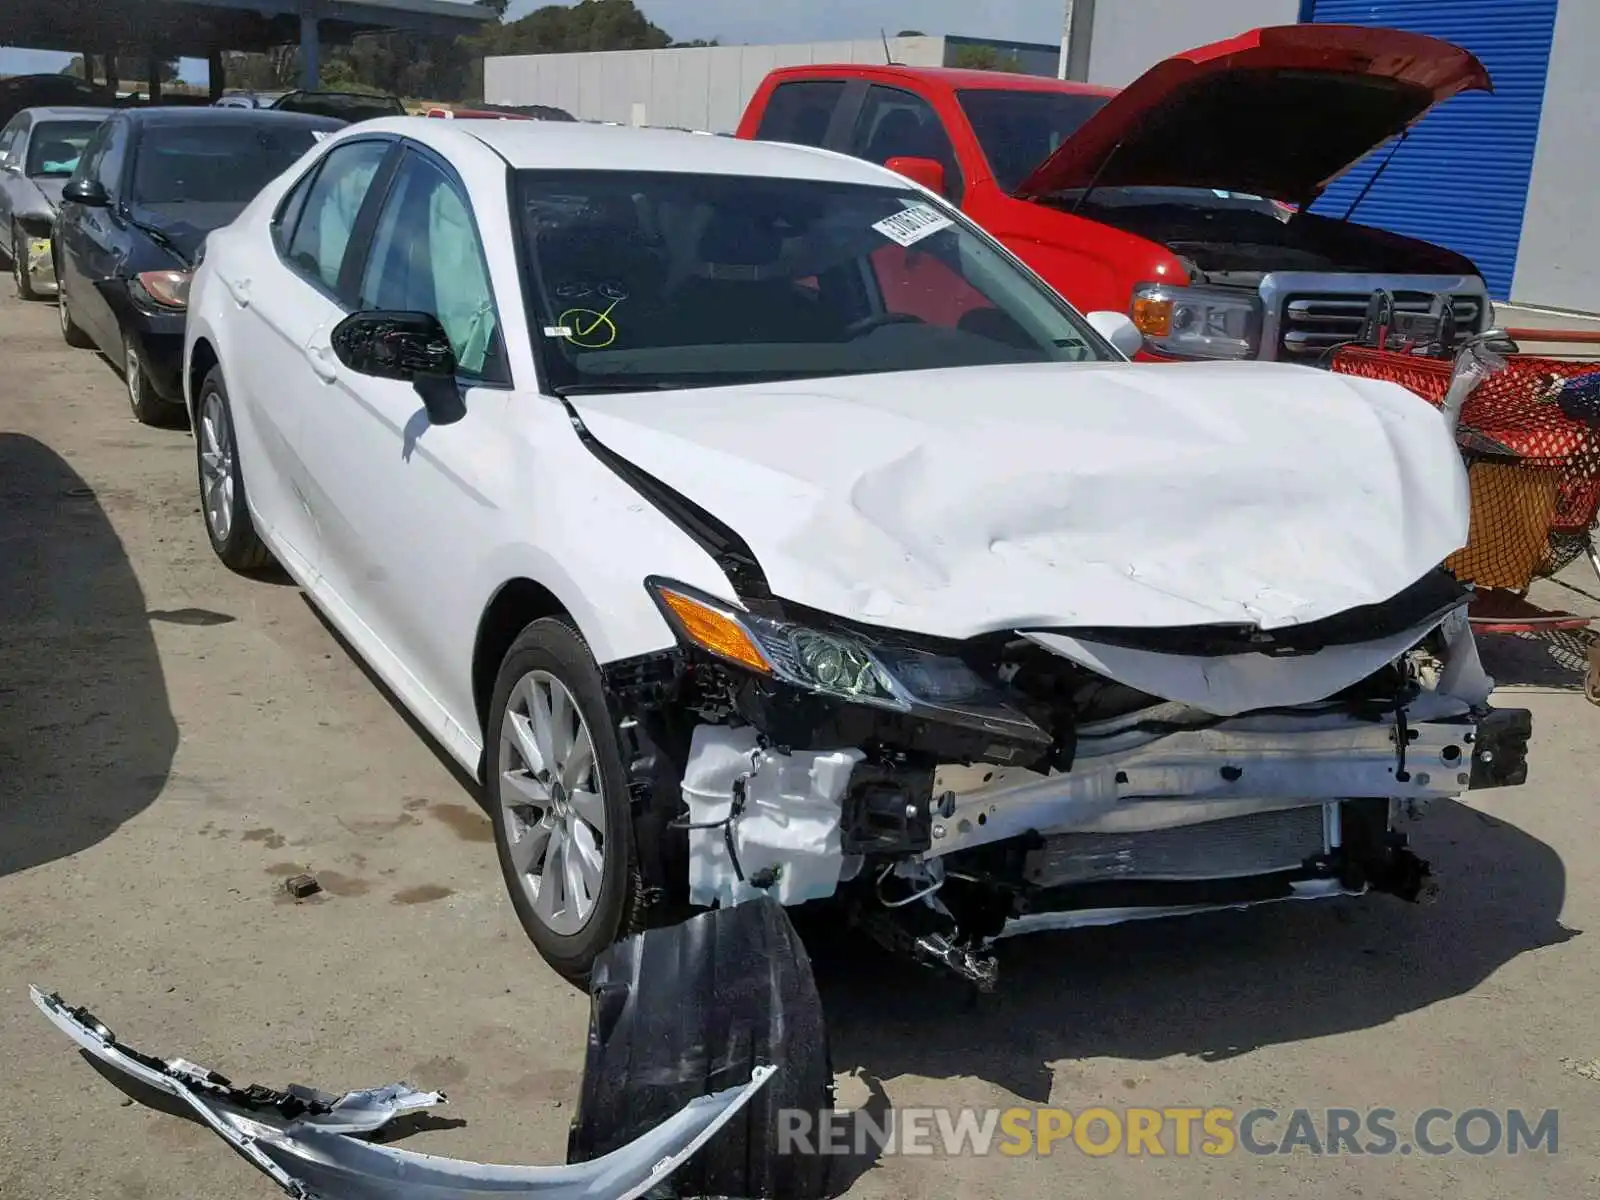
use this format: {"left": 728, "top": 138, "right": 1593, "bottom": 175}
{"left": 647, "top": 578, "right": 1050, "bottom": 743}
{"left": 1131, "top": 283, "right": 1261, "bottom": 360}
{"left": 131, "top": 269, "right": 192, "bottom": 310}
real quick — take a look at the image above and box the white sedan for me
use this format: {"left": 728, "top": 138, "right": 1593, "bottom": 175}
{"left": 184, "top": 117, "right": 1530, "bottom": 987}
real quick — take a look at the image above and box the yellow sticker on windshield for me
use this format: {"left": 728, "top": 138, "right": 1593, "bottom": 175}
{"left": 553, "top": 300, "right": 620, "bottom": 349}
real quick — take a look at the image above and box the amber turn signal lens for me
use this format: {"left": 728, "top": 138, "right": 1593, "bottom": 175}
{"left": 1131, "top": 295, "right": 1173, "bottom": 338}
{"left": 658, "top": 589, "right": 772, "bottom": 674}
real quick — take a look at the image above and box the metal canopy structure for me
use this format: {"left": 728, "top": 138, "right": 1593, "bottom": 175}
{"left": 3, "top": 0, "right": 490, "bottom": 92}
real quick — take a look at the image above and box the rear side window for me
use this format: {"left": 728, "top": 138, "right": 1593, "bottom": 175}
{"left": 755, "top": 80, "right": 845, "bottom": 147}
{"left": 283, "top": 139, "right": 389, "bottom": 294}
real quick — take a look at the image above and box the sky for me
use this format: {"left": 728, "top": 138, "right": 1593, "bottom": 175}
{"left": 2, "top": 0, "right": 1069, "bottom": 79}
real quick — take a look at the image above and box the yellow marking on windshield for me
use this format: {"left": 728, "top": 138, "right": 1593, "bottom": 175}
{"left": 557, "top": 299, "right": 621, "bottom": 349}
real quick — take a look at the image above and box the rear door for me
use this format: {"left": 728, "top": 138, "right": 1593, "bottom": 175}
{"left": 223, "top": 136, "right": 396, "bottom": 571}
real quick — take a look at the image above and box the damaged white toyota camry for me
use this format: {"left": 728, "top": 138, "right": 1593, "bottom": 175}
{"left": 185, "top": 117, "right": 1531, "bottom": 988}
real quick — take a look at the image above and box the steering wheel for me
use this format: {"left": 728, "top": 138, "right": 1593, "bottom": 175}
{"left": 844, "top": 311, "right": 926, "bottom": 339}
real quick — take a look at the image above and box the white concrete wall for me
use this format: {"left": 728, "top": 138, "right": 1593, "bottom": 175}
{"left": 484, "top": 37, "right": 947, "bottom": 133}
{"left": 1510, "top": 0, "right": 1598, "bottom": 312}
{"left": 1084, "top": 0, "right": 1299, "bottom": 85}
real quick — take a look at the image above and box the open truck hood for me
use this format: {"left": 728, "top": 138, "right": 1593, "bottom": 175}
{"left": 1015, "top": 23, "right": 1491, "bottom": 205}
{"left": 569, "top": 360, "right": 1470, "bottom": 641}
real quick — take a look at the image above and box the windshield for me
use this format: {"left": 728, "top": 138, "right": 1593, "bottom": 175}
{"left": 957, "top": 89, "right": 1111, "bottom": 193}
{"left": 130, "top": 123, "right": 323, "bottom": 204}
{"left": 25, "top": 120, "right": 101, "bottom": 177}
{"left": 515, "top": 170, "right": 1112, "bottom": 394}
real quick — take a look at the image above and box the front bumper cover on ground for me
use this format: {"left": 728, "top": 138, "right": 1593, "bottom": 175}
{"left": 31, "top": 984, "right": 775, "bottom": 1200}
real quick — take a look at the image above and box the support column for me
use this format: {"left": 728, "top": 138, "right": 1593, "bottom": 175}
{"left": 148, "top": 54, "right": 163, "bottom": 102}
{"left": 300, "top": 12, "right": 321, "bottom": 91}
{"left": 102, "top": 51, "right": 119, "bottom": 95}
{"left": 208, "top": 49, "right": 225, "bottom": 102}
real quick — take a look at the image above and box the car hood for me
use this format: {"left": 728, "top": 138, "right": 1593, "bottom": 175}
{"left": 1014, "top": 23, "right": 1491, "bottom": 205}
{"left": 567, "top": 360, "right": 1470, "bottom": 641}
{"left": 126, "top": 202, "right": 247, "bottom": 263}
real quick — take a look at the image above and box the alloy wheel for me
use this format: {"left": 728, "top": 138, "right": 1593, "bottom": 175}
{"left": 497, "top": 669, "right": 607, "bottom": 937}
{"left": 198, "top": 389, "right": 234, "bottom": 543}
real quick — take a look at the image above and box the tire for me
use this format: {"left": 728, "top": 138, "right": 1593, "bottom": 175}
{"left": 195, "top": 367, "right": 272, "bottom": 572}
{"left": 57, "top": 276, "right": 92, "bottom": 348}
{"left": 12, "top": 225, "right": 39, "bottom": 301}
{"left": 123, "top": 330, "right": 177, "bottom": 426}
{"left": 487, "top": 617, "right": 644, "bottom": 985}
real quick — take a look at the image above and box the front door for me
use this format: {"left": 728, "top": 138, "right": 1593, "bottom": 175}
{"left": 296, "top": 144, "right": 514, "bottom": 733}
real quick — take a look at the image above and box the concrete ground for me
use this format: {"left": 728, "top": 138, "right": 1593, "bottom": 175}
{"left": 2, "top": 285, "right": 1599, "bottom": 1199}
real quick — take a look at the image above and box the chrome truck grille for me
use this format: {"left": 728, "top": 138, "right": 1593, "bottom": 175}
{"left": 1258, "top": 273, "right": 1490, "bottom": 365}
{"left": 1023, "top": 804, "right": 1328, "bottom": 888}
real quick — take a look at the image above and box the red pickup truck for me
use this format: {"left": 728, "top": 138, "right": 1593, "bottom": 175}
{"left": 735, "top": 24, "right": 1493, "bottom": 363}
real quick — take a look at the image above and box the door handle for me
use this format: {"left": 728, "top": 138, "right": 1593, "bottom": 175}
{"left": 220, "top": 273, "right": 251, "bottom": 307}
{"left": 304, "top": 337, "right": 338, "bottom": 382}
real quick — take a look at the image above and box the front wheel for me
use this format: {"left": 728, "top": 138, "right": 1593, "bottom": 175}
{"left": 12, "top": 225, "right": 39, "bottom": 301}
{"left": 124, "top": 331, "right": 177, "bottom": 426}
{"left": 57, "top": 276, "right": 92, "bottom": 348}
{"left": 487, "top": 618, "right": 644, "bottom": 984}
{"left": 195, "top": 367, "right": 273, "bottom": 572}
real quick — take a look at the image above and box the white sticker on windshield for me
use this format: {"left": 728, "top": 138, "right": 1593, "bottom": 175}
{"left": 872, "top": 203, "right": 953, "bottom": 248}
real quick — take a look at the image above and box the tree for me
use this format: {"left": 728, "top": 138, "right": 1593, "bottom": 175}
{"left": 949, "top": 44, "right": 1025, "bottom": 73}
{"left": 61, "top": 54, "right": 179, "bottom": 84}
{"left": 476, "top": 0, "right": 511, "bottom": 15}
{"left": 896, "top": 30, "right": 926, "bottom": 37}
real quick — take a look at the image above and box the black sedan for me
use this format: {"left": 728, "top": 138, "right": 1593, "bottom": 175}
{"left": 54, "top": 106, "right": 344, "bottom": 425}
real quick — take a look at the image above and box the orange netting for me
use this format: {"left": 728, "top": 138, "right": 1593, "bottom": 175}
{"left": 1331, "top": 346, "right": 1600, "bottom": 590}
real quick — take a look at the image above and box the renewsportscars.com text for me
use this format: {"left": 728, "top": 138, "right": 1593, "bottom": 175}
{"left": 776, "top": 1106, "right": 1559, "bottom": 1158}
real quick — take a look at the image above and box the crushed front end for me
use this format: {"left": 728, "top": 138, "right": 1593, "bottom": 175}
{"left": 606, "top": 572, "right": 1532, "bottom": 990}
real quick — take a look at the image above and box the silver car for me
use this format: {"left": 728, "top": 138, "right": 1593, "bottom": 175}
{"left": 0, "top": 105, "right": 113, "bottom": 299}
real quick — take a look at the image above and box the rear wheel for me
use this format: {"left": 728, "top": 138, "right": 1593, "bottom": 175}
{"left": 196, "top": 367, "right": 272, "bottom": 572}
{"left": 487, "top": 618, "right": 644, "bottom": 984}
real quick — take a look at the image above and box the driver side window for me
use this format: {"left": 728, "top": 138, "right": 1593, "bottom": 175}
{"left": 357, "top": 149, "right": 506, "bottom": 384}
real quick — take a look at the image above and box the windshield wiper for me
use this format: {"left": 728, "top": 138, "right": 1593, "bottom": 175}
{"left": 553, "top": 381, "right": 684, "bottom": 396}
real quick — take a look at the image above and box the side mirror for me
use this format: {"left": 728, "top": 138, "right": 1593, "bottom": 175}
{"left": 1085, "top": 310, "right": 1145, "bottom": 358}
{"left": 884, "top": 155, "right": 947, "bottom": 197}
{"left": 330, "top": 310, "right": 466, "bottom": 426}
{"left": 62, "top": 178, "right": 109, "bottom": 207}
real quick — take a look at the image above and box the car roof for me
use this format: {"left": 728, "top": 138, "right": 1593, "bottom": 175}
{"left": 115, "top": 106, "right": 345, "bottom": 131}
{"left": 17, "top": 106, "right": 117, "bottom": 122}
{"left": 352, "top": 116, "right": 910, "bottom": 186}
{"left": 766, "top": 63, "right": 1118, "bottom": 97}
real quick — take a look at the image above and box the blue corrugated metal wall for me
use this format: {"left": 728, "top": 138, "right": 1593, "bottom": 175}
{"left": 1306, "top": 0, "right": 1558, "bottom": 300}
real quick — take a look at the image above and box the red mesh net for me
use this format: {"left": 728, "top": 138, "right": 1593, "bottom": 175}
{"left": 1331, "top": 347, "right": 1600, "bottom": 590}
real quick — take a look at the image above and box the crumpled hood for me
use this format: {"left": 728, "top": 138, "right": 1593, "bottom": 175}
{"left": 569, "top": 360, "right": 1470, "bottom": 640}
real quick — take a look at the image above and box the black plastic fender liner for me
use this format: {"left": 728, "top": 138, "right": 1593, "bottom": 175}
{"left": 568, "top": 900, "right": 834, "bottom": 1200}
